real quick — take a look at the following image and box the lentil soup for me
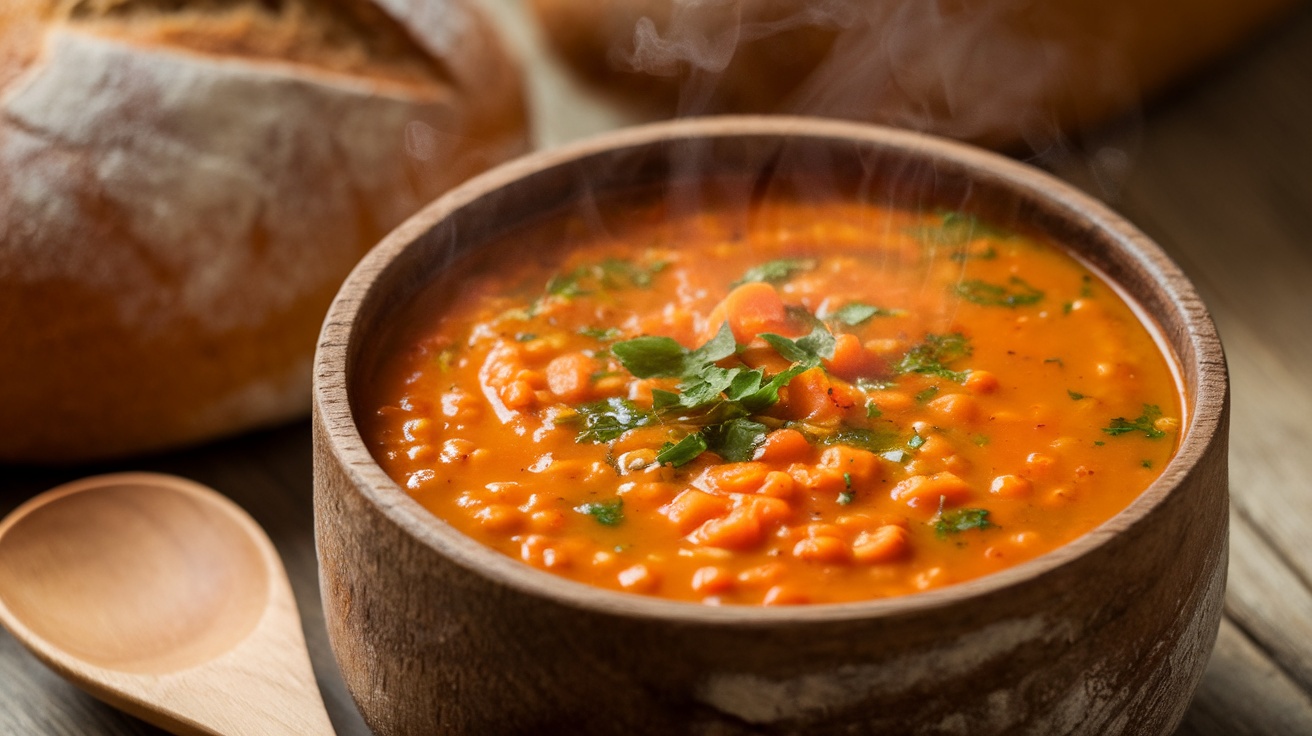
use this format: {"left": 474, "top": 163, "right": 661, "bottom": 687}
{"left": 360, "top": 194, "right": 1183, "bottom": 605}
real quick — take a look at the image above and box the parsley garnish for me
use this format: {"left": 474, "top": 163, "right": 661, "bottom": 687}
{"left": 934, "top": 507, "right": 993, "bottom": 537}
{"left": 955, "top": 277, "right": 1044, "bottom": 307}
{"left": 656, "top": 433, "right": 708, "bottom": 467}
{"left": 575, "top": 498, "right": 624, "bottom": 526}
{"left": 895, "top": 333, "right": 972, "bottom": 382}
{"left": 911, "top": 211, "right": 1011, "bottom": 247}
{"left": 1068, "top": 390, "right": 1085, "bottom": 400}
{"left": 546, "top": 258, "right": 666, "bottom": 299}
{"left": 915, "top": 386, "right": 940, "bottom": 403}
{"left": 818, "top": 428, "right": 899, "bottom": 454}
{"left": 822, "top": 302, "right": 903, "bottom": 326}
{"left": 907, "top": 432, "right": 927, "bottom": 450}
{"left": 1141, "top": 459, "right": 1153, "bottom": 469}
{"left": 704, "top": 418, "right": 769, "bottom": 463}
{"left": 759, "top": 323, "right": 836, "bottom": 363}
{"left": 579, "top": 326, "right": 623, "bottom": 341}
{"left": 732, "top": 258, "right": 816, "bottom": 287}
{"left": 611, "top": 322, "right": 736, "bottom": 379}
{"left": 572, "top": 398, "right": 655, "bottom": 443}
{"left": 1102, "top": 404, "right": 1165, "bottom": 438}
{"left": 1103, "top": 405, "right": 1167, "bottom": 439}
{"left": 514, "top": 333, "right": 538, "bottom": 342}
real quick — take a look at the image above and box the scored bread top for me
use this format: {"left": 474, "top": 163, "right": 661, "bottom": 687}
{"left": 50, "top": 0, "right": 450, "bottom": 88}
{"left": 0, "top": 0, "right": 530, "bottom": 462}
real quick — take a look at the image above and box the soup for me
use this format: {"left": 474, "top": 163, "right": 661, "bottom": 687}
{"left": 360, "top": 195, "right": 1182, "bottom": 605}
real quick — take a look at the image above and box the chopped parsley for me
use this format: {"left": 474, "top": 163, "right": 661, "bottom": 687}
{"left": 915, "top": 386, "right": 940, "bottom": 403}
{"left": 1103, "top": 405, "right": 1167, "bottom": 439}
{"left": 911, "top": 211, "right": 1011, "bottom": 247}
{"left": 934, "top": 507, "right": 993, "bottom": 537}
{"left": 574, "top": 498, "right": 624, "bottom": 526}
{"left": 732, "top": 258, "right": 816, "bottom": 287}
{"left": 818, "top": 427, "right": 899, "bottom": 454}
{"left": 579, "top": 326, "right": 623, "bottom": 341}
{"left": 1141, "top": 459, "right": 1154, "bottom": 469}
{"left": 656, "top": 433, "right": 708, "bottom": 467}
{"left": 822, "top": 302, "right": 903, "bottom": 326}
{"left": 759, "top": 323, "right": 836, "bottom": 363}
{"left": 514, "top": 333, "right": 538, "bottom": 342}
{"left": 546, "top": 258, "right": 667, "bottom": 299}
{"left": 572, "top": 398, "right": 655, "bottom": 443}
{"left": 704, "top": 418, "right": 769, "bottom": 463}
{"left": 907, "top": 432, "right": 927, "bottom": 450}
{"left": 895, "top": 333, "right": 972, "bottom": 382}
{"left": 1068, "top": 390, "right": 1085, "bottom": 401}
{"left": 955, "top": 277, "right": 1044, "bottom": 307}
{"left": 611, "top": 322, "right": 736, "bottom": 379}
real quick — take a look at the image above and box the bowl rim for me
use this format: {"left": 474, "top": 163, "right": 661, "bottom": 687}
{"left": 314, "top": 115, "right": 1227, "bottom": 625}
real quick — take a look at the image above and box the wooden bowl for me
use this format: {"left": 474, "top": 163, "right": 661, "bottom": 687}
{"left": 313, "top": 117, "right": 1229, "bottom": 735}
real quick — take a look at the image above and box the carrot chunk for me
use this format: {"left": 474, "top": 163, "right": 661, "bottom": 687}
{"left": 754, "top": 428, "right": 813, "bottom": 464}
{"left": 704, "top": 281, "right": 790, "bottom": 343}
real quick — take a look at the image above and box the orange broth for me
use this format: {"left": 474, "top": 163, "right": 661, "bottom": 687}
{"left": 360, "top": 196, "right": 1183, "bottom": 605}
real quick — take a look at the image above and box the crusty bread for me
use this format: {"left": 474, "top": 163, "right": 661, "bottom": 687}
{"left": 0, "top": 0, "right": 529, "bottom": 463}
{"left": 530, "top": 0, "right": 1298, "bottom": 149}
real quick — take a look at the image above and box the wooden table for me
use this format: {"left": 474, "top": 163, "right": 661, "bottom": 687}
{"left": 5, "top": 2, "right": 1312, "bottom": 733}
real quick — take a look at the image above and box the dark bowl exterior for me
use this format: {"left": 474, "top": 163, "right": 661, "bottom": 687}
{"left": 313, "top": 117, "right": 1228, "bottom": 735}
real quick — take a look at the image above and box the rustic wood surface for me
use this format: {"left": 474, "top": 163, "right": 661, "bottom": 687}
{"left": 3, "top": 0, "right": 1312, "bottom": 733}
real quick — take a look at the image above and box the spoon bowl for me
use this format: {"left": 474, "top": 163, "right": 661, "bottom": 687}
{"left": 0, "top": 472, "right": 333, "bottom": 736}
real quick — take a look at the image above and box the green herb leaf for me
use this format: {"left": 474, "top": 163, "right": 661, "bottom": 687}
{"left": 514, "top": 333, "right": 538, "bottom": 342}
{"left": 1068, "top": 390, "right": 1085, "bottom": 400}
{"left": 838, "top": 490, "right": 855, "bottom": 505}
{"left": 895, "top": 333, "right": 972, "bottom": 382}
{"left": 955, "top": 277, "right": 1044, "bottom": 307}
{"left": 824, "top": 302, "right": 902, "bottom": 326}
{"left": 865, "top": 401, "right": 882, "bottom": 419}
{"left": 611, "top": 322, "right": 736, "bottom": 380}
{"left": 934, "top": 507, "right": 992, "bottom": 537}
{"left": 915, "top": 386, "right": 940, "bottom": 403}
{"left": 546, "top": 259, "right": 666, "bottom": 300}
{"left": 690, "top": 321, "right": 737, "bottom": 364}
{"left": 573, "top": 398, "right": 655, "bottom": 443}
{"left": 610, "top": 335, "right": 687, "bottom": 378}
{"left": 732, "top": 258, "right": 816, "bottom": 287}
{"left": 579, "top": 326, "right": 623, "bottom": 341}
{"left": 759, "top": 323, "right": 836, "bottom": 363}
{"left": 656, "top": 433, "right": 708, "bottom": 467}
{"left": 907, "top": 432, "right": 927, "bottom": 450}
{"left": 818, "top": 427, "right": 899, "bottom": 454}
{"left": 575, "top": 498, "right": 624, "bottom": 526}
{"left": 1103, "top": 405, "right": 1167, "bottom": 439}
{"left": 705, "top": 418, "right": 769, "bottom": 463}
{"left": 910, "top": 211, "right": 1011, "bottom": 247}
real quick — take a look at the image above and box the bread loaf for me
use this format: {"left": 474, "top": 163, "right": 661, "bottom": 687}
{"left": 0, "top": 0, "right": 529, "bottom": 462}
{"left": 530, "top": 0, "right": 1298, "bottom": 149}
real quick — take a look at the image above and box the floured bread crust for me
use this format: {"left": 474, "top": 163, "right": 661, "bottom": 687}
{"left": 0, "top": 0, "right": 529, "bottom": 462}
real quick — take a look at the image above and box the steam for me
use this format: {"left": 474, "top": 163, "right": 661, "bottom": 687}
{"left": 617, "top": 0, "right": 1142, "bottom": 197}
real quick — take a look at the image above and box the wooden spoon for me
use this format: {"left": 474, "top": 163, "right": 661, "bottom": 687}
{"left": 0, "top": 472, "right": 335, "bottom": 736}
